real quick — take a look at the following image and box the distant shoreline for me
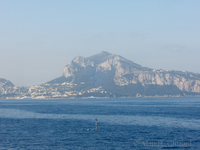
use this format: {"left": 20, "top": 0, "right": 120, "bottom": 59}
{"left": 1, "top": 95, "right": 200, "bottom": 100}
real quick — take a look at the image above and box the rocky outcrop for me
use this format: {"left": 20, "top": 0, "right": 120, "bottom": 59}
{"left": 1, "top": 51, "right": 200, "bottom": 99}
{"left": 114, "top": 69, "right": 200, "bottom": 93}
{"left": 0, "top": 78, "right": 16, "bottom": 98}
{"left": 63, "top": 56, "right": 94, "bottom": 78}
{"left": 62, "top": 51, "right": 200, "bottom": 93}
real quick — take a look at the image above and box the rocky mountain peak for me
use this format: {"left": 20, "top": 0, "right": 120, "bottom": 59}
{"left": 62, "top": 52, "right": 148, "bottom": 79}
{"left": 1, "top": 52, "right": 200, "bottom": 99}
{"left": 71, "top": 56, "right": 94, "bottom": 67}
{"left": 0, "top": 78, "right": 14, "bottom": 87}
{"left": 63, "top": 56, "right": 94, "bottom": 78}
{"left": 0, "top": 78, "right": 14, "bottom": 96}
{"left": 87, "top": 51, "right": 113, "bottom": 64}
{"left": 97, "top": 51, "right": 112, "bottom": 56}
{"left": 55, "top": 51, "right": 200, "bottom": 97}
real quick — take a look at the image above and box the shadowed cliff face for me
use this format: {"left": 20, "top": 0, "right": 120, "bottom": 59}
{"left": 62, "top": 51, "right": 200, "bottom": 93}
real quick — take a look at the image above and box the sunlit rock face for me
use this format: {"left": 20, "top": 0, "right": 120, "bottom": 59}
{"left": 63, "top": 56, "right": 94, "bottom": 78}
{"left": 62, "top": 51, "right": 200, "bottom": 93}
{"left": 1, "top": 51, "right": 200, "bottom": 99}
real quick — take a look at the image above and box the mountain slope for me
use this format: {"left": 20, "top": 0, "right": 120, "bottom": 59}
{"left": 1, "top": 51, "right": 200, "bottom": 99}
{"left": 47, "top": 51, "right": 200, "bottom": 98}
{"left": 0, "top": 78, "right": 15, "bottom": 98}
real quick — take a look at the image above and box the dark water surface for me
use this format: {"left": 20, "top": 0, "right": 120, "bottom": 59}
{"left": 0, "top": 97, "right": 200, "bottom": 149}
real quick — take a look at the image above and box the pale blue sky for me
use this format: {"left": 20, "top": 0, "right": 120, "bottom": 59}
{"left": 0, "top": 0, "right": 200, "bottom": 86}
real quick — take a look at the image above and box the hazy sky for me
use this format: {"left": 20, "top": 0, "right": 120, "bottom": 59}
{"left": 0, "top": 0, "right": 200, "bottom": 86}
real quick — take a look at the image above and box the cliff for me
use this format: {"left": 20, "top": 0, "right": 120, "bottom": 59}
{"left": 49, "top": 51, "right": 200, "bottom": 97}
{"left": 1, "top": 51, "right": 200, "bottom": 99}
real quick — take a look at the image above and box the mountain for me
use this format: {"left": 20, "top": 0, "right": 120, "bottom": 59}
{"left": 0, "top": 78, "right": 15, "bottom": 98}
{"left": 0, "top": 78, "right": 14, "bottom": 87}
{"left": 1, "top": 51, "right": 200, "bottom": 99}
{"left": 47, "top": 51, "right": 200, "bottom": 98}
{"left": 0, "top": 78, "right": 29, "bottom": 99}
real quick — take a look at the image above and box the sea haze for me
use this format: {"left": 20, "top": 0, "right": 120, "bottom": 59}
{"left": 0, "top": 97, "right": 200, "bottom": 149}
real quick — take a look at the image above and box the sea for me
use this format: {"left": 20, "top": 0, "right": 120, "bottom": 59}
{"left": 0, "top": 97, "right": 200, "bottom": 150}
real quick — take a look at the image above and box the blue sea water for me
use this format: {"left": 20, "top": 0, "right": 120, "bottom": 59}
{"left": 0, "top": 97, "right": 200, "bottom": 150}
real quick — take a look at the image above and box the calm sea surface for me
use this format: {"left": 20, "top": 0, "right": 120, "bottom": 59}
{"left": 0, "top": 97, "right": 200, "bottom": 150}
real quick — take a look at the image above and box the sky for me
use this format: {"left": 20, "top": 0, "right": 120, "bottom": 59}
{"left": 0, "top": 0, "right": 200, "bottom": 86}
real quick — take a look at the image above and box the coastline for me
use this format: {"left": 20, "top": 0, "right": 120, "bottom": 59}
{"left": 1, "top": 94, "right": 200, "bottom": 100}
